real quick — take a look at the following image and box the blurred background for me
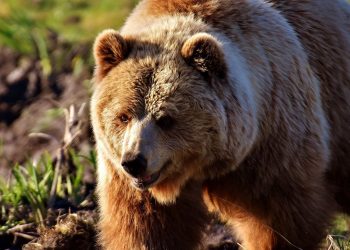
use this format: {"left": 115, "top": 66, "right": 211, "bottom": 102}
{"left": 0, "top": 0, "right": 138, "bottom": 174}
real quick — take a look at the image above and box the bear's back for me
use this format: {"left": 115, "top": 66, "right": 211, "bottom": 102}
{"left": 272, "top": 0, "right": 350, "bottom": 212}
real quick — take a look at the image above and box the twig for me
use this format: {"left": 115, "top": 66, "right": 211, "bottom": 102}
{"left": 327, "top": 235, "right": 344, "bottom": 250}
{"left": 13, "top": 232, "right": 36, "bottom": 240}
{"left": 78, "top": 103, "right": 86, "bottom": 117}
{"left": 236, "top": 242, "right": 246, "bottom": 249}
{"left": 48, "top": 103, "right": 85, "bottom": 209}
{"left": 7, "top": 223, "right": 34, "bottom": 234}
{"left": 48, "top": 147, "right": 64, "bottom": 208}
{"left": 29, "top": 132, "right": 60, "bottom": 145}
{"left": 63, "top": 130, "right": 82, "bottom": 149}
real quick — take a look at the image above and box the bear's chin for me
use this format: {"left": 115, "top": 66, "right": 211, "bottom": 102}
{"left": 149, "top": 184, "right": 181, "bottom": 204}
{"left": 149, "top": 170, "right": 195, "bottom": 204}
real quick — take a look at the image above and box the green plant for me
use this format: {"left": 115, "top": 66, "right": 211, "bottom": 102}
{"left": 327, "top": 235, "right": 350, "bottom": 250}
{"left": 0, "top": 0, "right": 139, "bottom": 52}
{"left": 0, "top": 4, "right": 36, "bottom": 54}
{"left": 0, "top": 149, "right": 96, "bottom": 233}
{"left": 327, "top": 215, "right": 350, "bottom": 250}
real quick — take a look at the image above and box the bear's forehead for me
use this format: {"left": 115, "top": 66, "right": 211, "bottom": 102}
{"left": 105, "top": 63, "right": 184, "bottom": 115}
{"left": 144, "top": 61, "right": 192, "bottom": 114}
{"left": 145, "top": 73, "right": 180, "bottom": 114}
{"left": 102, "top": 45, "right": 205, "bottom": 117}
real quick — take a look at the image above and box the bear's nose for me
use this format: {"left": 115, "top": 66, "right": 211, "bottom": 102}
{"left": 121, "top": 153, "right": 147, "bottom": 178}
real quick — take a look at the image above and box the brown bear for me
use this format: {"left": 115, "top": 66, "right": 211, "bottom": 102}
{"left": 90, "top": 0, "right": 350, "bottom": 249}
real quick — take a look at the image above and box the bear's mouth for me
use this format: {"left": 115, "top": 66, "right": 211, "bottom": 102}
{"left": 133, "top": 171, "right": 161, "bottom": 190}
{"left": 132, "top": 160, "right": 172, "bottom": 190}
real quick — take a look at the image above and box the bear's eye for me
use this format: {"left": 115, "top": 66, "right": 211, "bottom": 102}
{"left": 119, "top": 114, "right": 130, "bottom": 124}
{"left": 156, "top": 115, "right": 175, "bottom": 130}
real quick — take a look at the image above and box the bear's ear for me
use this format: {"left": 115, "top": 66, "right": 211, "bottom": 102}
{"left": 181, "top": 33, "right": 227, "bottom": 79}
{"left": 93, "top": 29, "right": 130, "bottom": 81}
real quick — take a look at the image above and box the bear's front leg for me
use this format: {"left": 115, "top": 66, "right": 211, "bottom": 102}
{"left": 97, "top": 158, "right": 208, "bottom": 250}
{"left": 203, "top": 181, "right": 275, "bottom": 250}
{"left": 202, "top": 170, "right": 333, "bottom": 250}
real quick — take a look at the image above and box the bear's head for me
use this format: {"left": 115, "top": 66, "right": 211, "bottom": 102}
{"left": 91, "top": 18, "right": 257, "bottom": 204}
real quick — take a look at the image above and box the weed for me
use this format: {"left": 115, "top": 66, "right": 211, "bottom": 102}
{"left": 328, "top": 215, "right": 350, "bottom": 250}
{"left": 0, "top": 149, "right": 96, "bottom": 233}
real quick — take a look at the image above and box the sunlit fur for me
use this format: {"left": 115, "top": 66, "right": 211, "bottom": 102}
{"left": 91, "top": 0, "right": 350, "bottom": 249}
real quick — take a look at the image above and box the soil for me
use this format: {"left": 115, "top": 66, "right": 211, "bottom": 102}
{"left": 0, "top": 43, "right": 92, "bottom": 178}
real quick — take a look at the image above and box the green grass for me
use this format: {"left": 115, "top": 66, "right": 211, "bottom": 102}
{"left": 0, "top": 0, "right": 139, "bottom": 55}
{"left": 0, "top": 149, "right": 96, "bottom": 233}
{"left": 328, "top": 215, "right": 350, "bottom": 250}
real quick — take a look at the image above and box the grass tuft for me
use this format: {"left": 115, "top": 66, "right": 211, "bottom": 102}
{"left": 0, "top": 149, "right": 96, "bottom": 233}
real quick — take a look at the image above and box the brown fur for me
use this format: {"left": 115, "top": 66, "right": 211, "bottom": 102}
{"left": 91, "top": 0, "right": 350, "bottom": 249}
{"left": 270, "top": 0, "right": 350, "bottom": 216}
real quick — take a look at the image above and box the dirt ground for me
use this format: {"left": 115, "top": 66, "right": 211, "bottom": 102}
{"left": 0, "top": 45, "right": 92, "bottom": 177}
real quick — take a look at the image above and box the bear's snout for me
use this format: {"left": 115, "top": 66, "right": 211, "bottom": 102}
{"left": 121, "top": 153, "right": 147, "bottom": 178}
